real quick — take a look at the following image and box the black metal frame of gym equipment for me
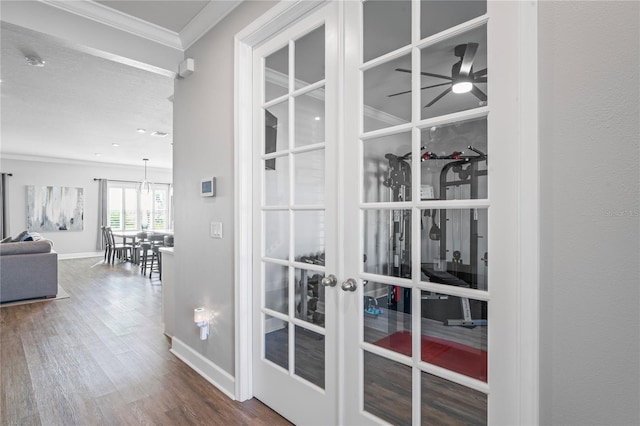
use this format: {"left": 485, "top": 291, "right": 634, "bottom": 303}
{"left": 381, "top": 152, "right": 413, "bottom": 322}
{"left": 438, "top": 149, "right": 487, "bottom": 285}
{"left": 434, "top": 149, "right": 488, "bottom": 327}
{"left": 379, "top": 146, "right": 488, "bottom": 331}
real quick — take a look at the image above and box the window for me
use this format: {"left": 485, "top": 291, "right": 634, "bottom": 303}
{"left": 108, "top": 182, "right": 171, "bottom": 231}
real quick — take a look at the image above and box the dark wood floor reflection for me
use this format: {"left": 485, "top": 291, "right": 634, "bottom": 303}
{"left": 0, "top": 257, "right": 290, "bottom": 426}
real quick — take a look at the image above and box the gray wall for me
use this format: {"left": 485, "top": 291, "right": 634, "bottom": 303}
{"left": 0, "top": 157, "right": 171, "bottom": 254}
{"left": 539, "top": 2, "right": 640, "bottom": 425}
{"left": 172, "top": 0, "right": 276, "bottom": 375}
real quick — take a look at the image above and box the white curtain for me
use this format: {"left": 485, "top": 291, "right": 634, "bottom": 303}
{"left": 96, "top": 179, "right": 108, "bottom": 250}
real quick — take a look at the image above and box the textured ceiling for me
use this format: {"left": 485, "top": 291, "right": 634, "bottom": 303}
{"left": 0, "top": 22, "right": 174, "bottom": 169}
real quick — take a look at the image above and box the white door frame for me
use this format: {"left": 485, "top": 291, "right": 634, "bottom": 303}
{"left": 233, "top": 1, "right": 539, "bottom": 423}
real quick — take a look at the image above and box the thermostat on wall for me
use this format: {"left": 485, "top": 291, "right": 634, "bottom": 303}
{"left": 201, "top": 177, "right": 216, "bottom": 197}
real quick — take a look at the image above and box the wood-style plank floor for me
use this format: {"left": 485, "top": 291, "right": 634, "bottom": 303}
{"left": 0, "top": 257, "right": 290, "bottom": 426}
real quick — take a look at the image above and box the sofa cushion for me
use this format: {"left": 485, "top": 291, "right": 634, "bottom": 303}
{"left": 0, "top": 237, "right": 12, "bottom": 244}
{"left": 0, "top": 240, "right": 53, "bottom": 256}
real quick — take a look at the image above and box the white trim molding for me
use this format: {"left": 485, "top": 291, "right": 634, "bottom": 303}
{"left": 170, "top": 337, "right": 236, "bottom": 400}
{"left": 40, "top": 0, "right": 243, "bottom": 52}
{"left": 58, "top": 252, "right": 103, "bottom": 260}
{"left": 517, "top": 0, "right": 540, "bottom": 424}
{"left": 181, "top": 1, "right": 243, "bottom": 50}
{"left": 0, "top": 153, "right": 172, "bottom": 172}
{"left": 41, "top": 0, "right": 183, "bottom": 50}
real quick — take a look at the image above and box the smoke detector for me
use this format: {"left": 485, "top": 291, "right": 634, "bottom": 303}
{"left": 25, "top": 56, "right": 45, "bottom": 67}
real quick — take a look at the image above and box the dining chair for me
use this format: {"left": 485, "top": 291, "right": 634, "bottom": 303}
{"left": 101, "top": 226, "right": 111, "bottom": 262}
{"left": 105, "top": 227, "right": 132, "bottom": 264}
{"left": 148, "top": 234, "right": 165, "bottom": 279}
{"left": 133, "top": 231, "right": 148, "bottom": 264}
{"left": 140, "top": 234, "right": 163, "bottom": 278}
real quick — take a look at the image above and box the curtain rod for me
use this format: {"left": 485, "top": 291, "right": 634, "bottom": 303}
{"left": 93, "top": 178, "right": 171, "bottom": 185}
{"left": 1, "top": 173, "right": 13, "bottom": 176}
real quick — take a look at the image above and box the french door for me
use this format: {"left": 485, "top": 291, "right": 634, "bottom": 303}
{"left": 251, "top": 1, "right": 525, "bottom": 424}
{"left": 252, "top": 4, "right": 340, "bottom": 425}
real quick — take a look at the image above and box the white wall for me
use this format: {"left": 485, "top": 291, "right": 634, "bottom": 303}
{"left": 0, "top": 157, "right": 171, "bottom": 254}
{"left": 539, "top": 2, "right": 640, "bottom": 424}
{"left": 172, "top": 0, "right": 277, "bottom": 376}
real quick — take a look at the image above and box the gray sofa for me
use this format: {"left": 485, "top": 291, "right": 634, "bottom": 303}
{"left": 0, "top": 239, "right": 58, "bottom": 303}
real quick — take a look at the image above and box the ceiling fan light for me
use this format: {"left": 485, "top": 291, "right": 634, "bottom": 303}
{"left": 452, "top": 81, "right": 472, "bottom": 94}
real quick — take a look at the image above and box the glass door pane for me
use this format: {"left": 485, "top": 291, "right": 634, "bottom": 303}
{"left": 345, "top": 1, "right": 491, "bottom": 424}
{"left": 253, "top": 6, "right": 338, "bottom": 423}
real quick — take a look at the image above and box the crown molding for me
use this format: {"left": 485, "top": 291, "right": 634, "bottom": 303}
{"left": 1, "top": 153, "right": 172, "bottom": 171}
{"left": 40, "top": 0, "right": 183, "bottom": 50}
{"left": 34, "top": 1, "right": 246, "bottom": 54}
{"left": 180, "top": 1, "right": 242, "bottom": 50}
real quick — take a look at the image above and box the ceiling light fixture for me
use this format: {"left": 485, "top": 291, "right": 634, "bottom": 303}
{"left": 25, "top": 55, "right": 45, "bottom": 67}
{"left": 95, "top": 153, "right": 102, "bottom": 157}
{"left": 138, "top": 158, "right": 152, "bottom": 194}
{"left": 151, "top": 131, "right": 169, "bottom": 137}
{"left": 137, "top": 128, "right": 146, "bottom": 133}
{"left": 112, "top": 143, "right": 120, "bottom": 147}
{"left": 452, "top": 80, "right": 473, "bottom": 94}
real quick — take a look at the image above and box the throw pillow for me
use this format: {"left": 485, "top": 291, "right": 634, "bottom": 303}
{"left": 11, "top": 230, "right": 29, "bottom": 242}
{"left": 0, "top": 236, "right": 12, "bottom": 244}
{"left": 28, "top": 232, "right": 43, "bottom": 241}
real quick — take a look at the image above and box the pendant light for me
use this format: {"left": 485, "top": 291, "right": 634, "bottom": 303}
{"left": 138, "top": 158, "right": 152, "bottom": 194}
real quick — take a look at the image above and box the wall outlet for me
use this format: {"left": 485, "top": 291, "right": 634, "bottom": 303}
{"left": 210, "top": 222, "right": 223, "bottom": 239}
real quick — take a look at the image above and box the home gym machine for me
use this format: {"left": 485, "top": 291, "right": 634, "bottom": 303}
{"left": 378, "top": 144, "right": 488, "bottom": 329}
{"left": 425, "top": 146, "right": 488, "bottom": 327}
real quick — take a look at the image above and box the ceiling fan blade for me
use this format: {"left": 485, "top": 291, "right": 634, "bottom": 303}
{"left": 395, "top": 68, "right": 452, "bottom": 81}
{"left": 387, "top": 89, "right": 412, "bottom": 98}
{"left": 471, "top": 85, "right": 487, "bottom": 102}
{"left": 459, "top": 43, "right": 478, "bottom": 77}
{"left": 473, "top": 68, "right": 487, "bottom": 77}
{"left": 473, "top": 77, "right": 487, "bottom": 83}
{"left": 424, "top": 87, "right": 452, "bottom": 108}
{"left": 387, "top": 82, "right": 451, "bottom": 98}
{"left": 423, "top": 82, "right": 452, "bottom": 90}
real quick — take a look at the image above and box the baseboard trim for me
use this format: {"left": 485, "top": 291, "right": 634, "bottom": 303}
{"left": 170, "top": 337, "right": 236, "bottom": 400}
{"left": 58, "top": 252, "right": 103, "bottom": 260}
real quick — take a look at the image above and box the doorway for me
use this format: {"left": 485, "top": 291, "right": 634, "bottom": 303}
{"left": 237, "top": 1, "right": 539, "bottom": 424}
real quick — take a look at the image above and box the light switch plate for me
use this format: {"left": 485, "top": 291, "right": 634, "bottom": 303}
{"left": 210, "top": 222, "right": 223, "bottom": 239}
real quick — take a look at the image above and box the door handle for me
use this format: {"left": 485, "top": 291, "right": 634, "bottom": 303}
{"left": 321, "top": 274, "right": 337, "bottom": 287}
{"left": 341, "top": 278, "right": 357, "bottom": 292}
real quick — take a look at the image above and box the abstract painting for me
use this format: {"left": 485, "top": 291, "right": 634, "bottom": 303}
{"left": 27, "top": 186, "right": 84, "bottom": 231}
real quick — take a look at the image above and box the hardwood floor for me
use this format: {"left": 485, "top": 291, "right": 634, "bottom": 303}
{"left": 0, "top": 257, "right": 290, "bottom": 426}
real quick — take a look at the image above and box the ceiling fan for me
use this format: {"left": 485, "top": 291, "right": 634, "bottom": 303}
{"left": 388, "top": 42, "right": 487, "bottom": 108}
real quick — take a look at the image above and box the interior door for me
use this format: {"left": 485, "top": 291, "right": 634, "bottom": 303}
{"left": 252, "top": 4, "right": 339, "bottom": 425}
{"left": 341, "top": 1, "right": 520, "bottom": 424}
{"left": 251, "top": 0, "right": 523, "bottom": 424}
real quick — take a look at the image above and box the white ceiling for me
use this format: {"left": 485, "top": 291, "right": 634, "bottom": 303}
{"left": 0, "top": 0, "right": 229, "bottom": 170}
{"left": 1, "top": 22, "right": 174, "bottom": 169}
{"left": 95, "top": 0, "right": 210, "bottom": 33}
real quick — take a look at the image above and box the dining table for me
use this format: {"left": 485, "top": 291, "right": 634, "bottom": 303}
{"left": 111, "top": 229, "right": 174, "bottom": 264}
